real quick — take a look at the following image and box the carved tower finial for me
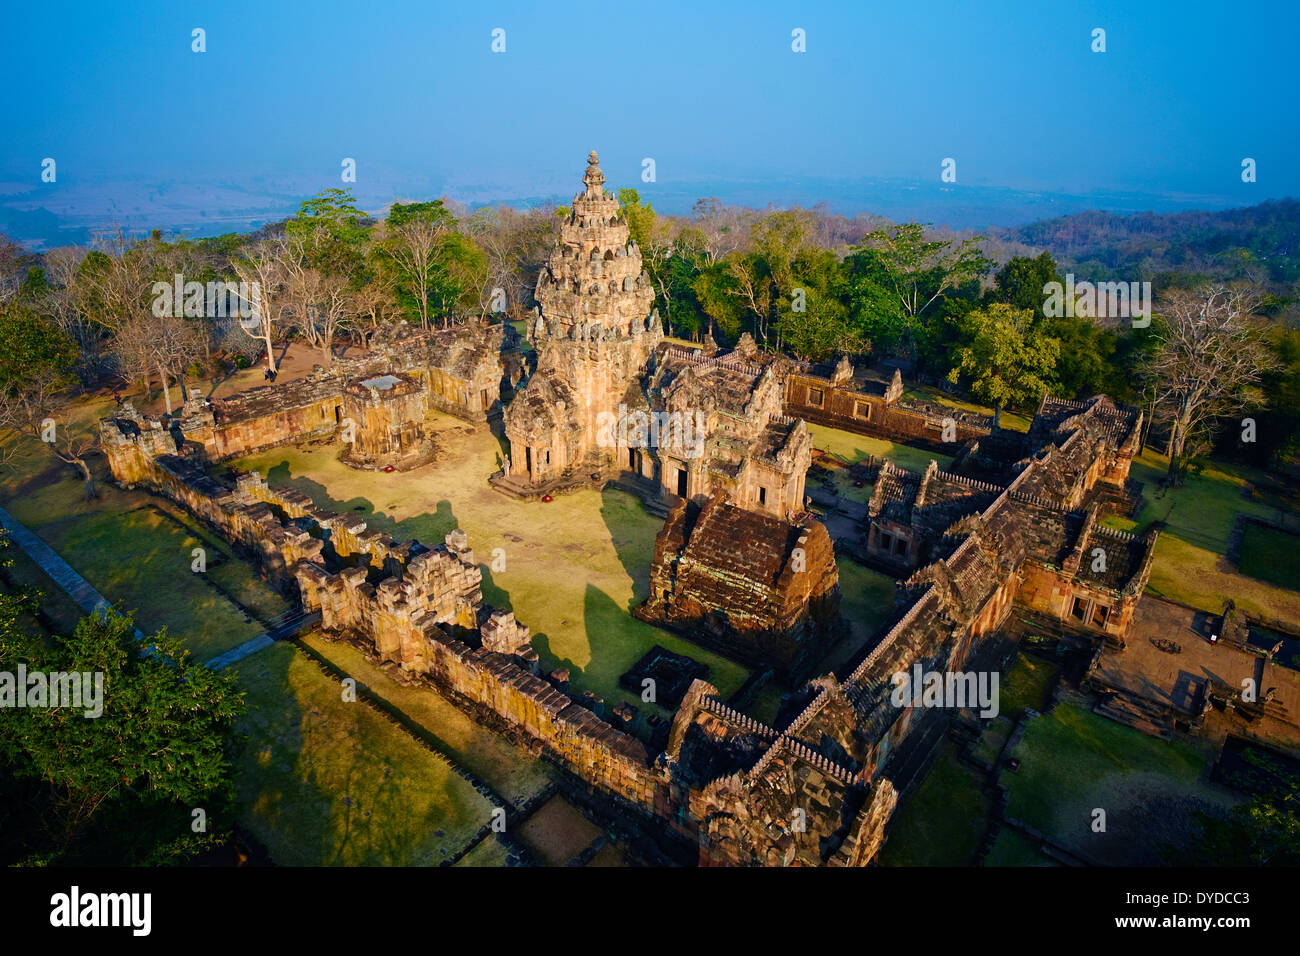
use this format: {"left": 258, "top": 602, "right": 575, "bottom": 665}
{"left": 583, "top": 150, "right": 605, "bottom": 197}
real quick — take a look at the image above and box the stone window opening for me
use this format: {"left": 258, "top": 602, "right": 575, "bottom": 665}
{"left": 808, "top": 387, "right": 824, "bottom": 408}
{"left": 1071, "top": 596, "right": 1088, "bottom": 620}
{"left": 879, "top": 530, "right": 894, "bottom": 552}
{"left": 759, "top": 487, "right": 767, "bottom": 506}
{"left": 893, "top": 535, "right": 907, "bottom": 556}
{"left": 854, "top": 401, "right": 871, "bottom": 420}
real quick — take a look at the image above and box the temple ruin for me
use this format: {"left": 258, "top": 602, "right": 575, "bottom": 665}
{"left": 492, "top": 153, "right": 810, "bottom": 519}
{"left": 94, "top": 150, "right": 1191, "bottom": 868}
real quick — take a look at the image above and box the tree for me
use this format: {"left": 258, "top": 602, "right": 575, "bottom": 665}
{"left": 774, "top": 248, "right": 862, "bottom": 362}
{"left": 286, "top": 188, "right": 370, "bottom": 279}
{"left": 618, "top": 189, "right": 677, "bottom": 330}
{"left": 0, "top": 304, "right": 99, "bottom": 499}
{"left": 378, "top": 201, "right": 457, "bottom": 330}
{"left": 463, "top": 204, "right": 558, "bottom": 320}
{"left": 948, "top": 304, "right": 1059, "bottom": 428}
{"left": 987, "top": 252, "right": 1059, "bottom": 317}
{"left": 1173, "top": 747, "right": 1300, "bottom": 866}
{"left": 232, "top": 235, "right": 289, "bottom": 374}
{"left": 0, "top": 598, "right": 245, "bottom": 864}
{"left": 1143, "top": 285, "right": 1280, "bottom": 483}
{"left": 849, "top": 223, "right": 991, "bottom": 361}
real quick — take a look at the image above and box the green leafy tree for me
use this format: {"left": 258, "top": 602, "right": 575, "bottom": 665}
{"left": 287, "top": 188, "right": 370, "bottom": 279}
{"left": 848, "top": 222, "right": 991, "bottom": 362}
{"left": 376, "top": 200, "right": 462, "bottom": 329}
{"left": 948, "top": 303, "right": 1059, "bottom": 427}
{"left": 0, "top": 591, "right": 245, "bottom": 864}
{"left": 1173, "top": 748, "right": 1300, "bottom": 866}
{"left": 987, "top": 252, "right": 1059, "bottom": 317}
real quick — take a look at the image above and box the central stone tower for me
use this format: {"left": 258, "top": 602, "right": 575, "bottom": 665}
{"left": 494, "top": 151, "right": 663, "bottom": 495}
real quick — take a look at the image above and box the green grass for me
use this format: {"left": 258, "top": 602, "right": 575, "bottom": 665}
{"left": 744, "top": 682, "right": 786, "bottom": 726}
{"left": 972, "top": 716, "right": 1014, "bottom": 766}
{"left": 983, "top": 828, "right": 1058, "bottom": 867}
{"left": 878, "top": 741, "right": 992, "bottom": 866}
{"left": 1004, "top": 702, "right": 1237, "bottom": 865}
{"left": 0, "top": 539, "right": 86, "bottom": 638}
{"left": 997, "top": 652, "right": 1060, "bottom": 719}
{"left": 807, "top": 423, "right": 953, "bottom": 474}
{"left": 0, "top": 394, "right": 289, "bottom": 656}
{"left": 1105, "top": 449, "right": 1300, "bottom": 622}
{"left": 231, "top": 411, "right": 750, "bottom": 729}
{"left": 231, "top": 642, "right": 495, "bottom": 865}
{"left": 299, "top": 632, "right": 556, "bottom": 807}
{"left": 31, "top": 507, "right": 280, "bottom": 660}
{"left": 1238, "top": 522, "right": 1300, "bottom": 590}
{"left": 455, "top": 834, "right": 512, "bottom": 867}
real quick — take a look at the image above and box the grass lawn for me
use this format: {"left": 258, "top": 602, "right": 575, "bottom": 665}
{"left": 231, "top": 642, "right": 495, "bottom": 865}
{"left": 997, "top": 652, "right": 1060, "bottom": 719}
{"left": 984, "top": 828, "right": 1059, "bottom": 867}
{"left": 972, "top": 716, "right": 1014, "bottom": 765}
{"left": 878, "top": 740, "right": 992, "bottom": 866}
{"left": 0, "top": 393, "right": 288, "bottom": 656}
{"left": 1003, "top": 702, "right": 1238, "bottom": 865}
{"left": 0, "top": 537, "right": 86, "bottom": 638}
{"left": 1238, "top": 522, "right": 1300, "bottom": 591}
{"left": 807, "top": 423, "right": 953, "bottom": 474}
{"left": 231, "top": 411, "right": 750, "bottom": 729}
{"left": 31, "top": 507, "right": 280, "bottom": 661}
{"left": 299, "top": 632, "right": 556, "bottom": 807}
{"left": 455, "top": 834, "right": 512, "bottom": 867}
{"left": 1103, "top": 449, "right": 1300, "bottom": 622}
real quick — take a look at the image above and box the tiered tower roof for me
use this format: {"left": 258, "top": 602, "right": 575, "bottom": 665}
{"left": 533, "top": 151, "right": 657, "bottom": 338}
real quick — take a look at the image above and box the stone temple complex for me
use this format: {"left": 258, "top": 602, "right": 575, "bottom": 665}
{"left": 493, "top": 152, "right": 810, "bottom": 520}
{"left": 95, "top": 150, "right": 1189, "bottom": 868}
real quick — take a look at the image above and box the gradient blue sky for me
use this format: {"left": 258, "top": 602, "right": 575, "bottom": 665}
{"left": 2, "top": 0, "right": 1296, "bottom": 234}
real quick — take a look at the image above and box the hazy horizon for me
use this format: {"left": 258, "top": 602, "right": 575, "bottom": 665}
{"left": 3, "top": 0, "right": 1297, "bottom": 246}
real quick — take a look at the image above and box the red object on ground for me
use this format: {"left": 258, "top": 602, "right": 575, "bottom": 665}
{"left": 542, "top": 494, "right": 553, "bottom": 503}
{"left": 384, "top": 465, "right": 395, "bottom": 473}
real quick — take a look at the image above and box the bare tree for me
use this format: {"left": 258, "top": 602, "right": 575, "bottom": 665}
{"left": 1144, "top": 285, "right": 1281, "bottom": 482}
{"left": 232, "top": 235, "right": 289, "bottom": 374}
{"left": 72, "top": 229, "right": 159, "bottom": 395}
{"left": 2, "top": 379, "right": 99, "bottom": 499}
{"left": 688, "top": 198, "right": 752, "bottom": 265}
{"left": 350, "top": 273, "right": 399, "bottom": 347}
{"left": 379, "top": 215, "right": 450, "bottom": 330}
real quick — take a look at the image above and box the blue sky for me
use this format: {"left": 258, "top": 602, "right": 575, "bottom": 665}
{"left": 1, "top": 0, "right": 1296, "bottom": 239}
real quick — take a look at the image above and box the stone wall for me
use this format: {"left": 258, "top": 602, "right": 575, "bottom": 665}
{"left": 100, "top": 322, "right": 514, "bottom": 477}
{"left": 784, "top": 366, "right": 991, "bottom": 451}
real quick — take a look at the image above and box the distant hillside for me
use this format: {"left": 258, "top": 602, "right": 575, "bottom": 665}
{"left": 995, "top": 199, "right": 1300, "bottom": 287}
